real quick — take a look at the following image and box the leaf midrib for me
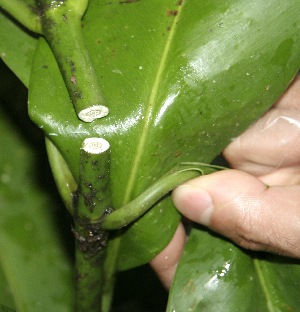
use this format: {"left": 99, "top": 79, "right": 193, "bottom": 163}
{"left": 122, "top": 1, "right": 186, "bottom": 203}
{"left": 254, "top": 259, "right": 276, "bottom": 312}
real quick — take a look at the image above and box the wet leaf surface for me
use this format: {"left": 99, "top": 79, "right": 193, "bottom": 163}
{"left": 1, "top": 0, "right": 300, "bottom": 310}
{"left": 168, "top": 227, "right": 300, "bottom": 311}
{"left": 28, "top": 0, "right": 300, "bottom": 270}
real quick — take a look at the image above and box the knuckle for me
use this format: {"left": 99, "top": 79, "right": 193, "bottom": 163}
{"left": 232, "top": 205, "right": 300, "bottom": 256}
{"left": 232, "top": 204, "right": 268, "bottom": 251}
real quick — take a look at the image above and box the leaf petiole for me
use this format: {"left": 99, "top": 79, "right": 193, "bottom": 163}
{"left": 102, "top": 162, "right": 226, "bottom": 230}
{"left": 0, "top": 0, "right": 42, "bottom": 34}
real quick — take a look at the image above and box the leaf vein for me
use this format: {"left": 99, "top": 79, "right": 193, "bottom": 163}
{"left": 123, "top": 1, "right": 186, "bottom": 203}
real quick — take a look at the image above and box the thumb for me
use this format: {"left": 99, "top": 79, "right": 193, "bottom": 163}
{"left": 172, "top": 169, "right": 300, "bottom": 258}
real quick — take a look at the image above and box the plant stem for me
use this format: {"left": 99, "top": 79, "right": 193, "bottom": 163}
{"left": 0, "top": 0, "right": 42, "bottom": 34}
{"left": 73, "top": 137, "right": 113, "bottom": 312}
{"left": 35, "top": 0, "right": 109, "bottom": 122}
{"left": 102, "top": 162, "right": 225, "bottom": 230}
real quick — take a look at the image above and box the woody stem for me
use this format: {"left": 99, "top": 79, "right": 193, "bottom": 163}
{"left": 73, "top": 137, "right": 112, "bottom": 312}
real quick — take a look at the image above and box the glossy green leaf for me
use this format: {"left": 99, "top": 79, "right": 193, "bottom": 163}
{"left": 0, "top": 9, "right": 37, "bottom": 87}
{"left": 0, "top": 100, "right": 74, "bottom": 311}
{"left": 168, "top": 227, "right": 300, "bottom": 311}
{"left": 28, "top": 0, "right": 300, "bottom": 271}
{"left": 1, "top": 1, "right": 300, "bottom": 311}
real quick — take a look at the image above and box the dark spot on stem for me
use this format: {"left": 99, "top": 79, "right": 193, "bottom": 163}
{"left": 105, "top": 207, "right": 114, "bottom": 215}
{"left": 72, "top": 220, "right": 109, "bottom": 258}
{"left": 166, "top": 10, "right": 178, "bottom": 17}
{"left": 84, "top": 194, "right": 94, "bottom": 212}
{"left": 72, "top": 191, "right": 79, "bottom": 208}
{"left": 33, "top": 0, "right": 48, "bottom": 17}
{"left": 34, "top": 1, "right": 56, "bottom": 36}
{"left": 85, "top": 182, "right": 93, "bottom": 189}
{"left": 72, "top": 90, "right": 83, "bottom": 100}
{"left": 92, "top": 160, "right": 98, "bottom": 169}
{"left": 66, "top": 58, "right": 76, "bottom": 73}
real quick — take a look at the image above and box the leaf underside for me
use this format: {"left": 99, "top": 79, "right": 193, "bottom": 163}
{"left": 1, "top": 0, "right": 300, "bottom": 311}
{"left": 28, "top": 0, "right": 300, "bottom": 270}
{"left": 167, "top": 228, "right": 300, "bottom": 311}
{"left": 0, "top": 9, "right": 37, "bottom": 87}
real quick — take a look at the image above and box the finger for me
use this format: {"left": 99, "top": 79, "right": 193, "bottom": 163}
{"left": 172, "top": 169, "right": 300, "bottom": 258}
{"left": 223, "top": 75, "right": 300, "bottom": 183}
{"left": 275, "top": 74, "right": 300, "bottom": 110}
{"left": 223, "top": 109, "right": 300, "bottom": 184}
{"left": 150, "top": 223, "right": 186, "bottom": 290}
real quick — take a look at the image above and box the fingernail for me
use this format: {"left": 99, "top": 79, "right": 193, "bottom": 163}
{"left": 173, "top": 184, "right": 213, "bottom": 226}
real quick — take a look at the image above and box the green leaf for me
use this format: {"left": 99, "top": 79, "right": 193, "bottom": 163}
{"left": 0, "top": 9, "right": 37, "bottom": 87}
{"left": 167, "top": 227, "right": 300, "bottom": 311}
{"left": 0, "top": 266, "right": 15, "bottom": 310}
{"left": 0, "top": 305, "right": 15, "bottom": 312}
{"left": 0, "top": 96, "right": 74, "bottom": 310}
{"left": 1, "top": 1, "right": 300, "bottom": 311}
{"left": 28, "top": 0, "right": 300, "bottom": 271}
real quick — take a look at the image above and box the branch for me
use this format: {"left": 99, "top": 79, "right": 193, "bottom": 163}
{"left": 73, "top": 137, "right": 113, "bottom": 312}
{"left": 0, "top": 0, "right": 42, "bottom": 34}
{"left": 36, "top": 0, "right": 109, "bottom": 122}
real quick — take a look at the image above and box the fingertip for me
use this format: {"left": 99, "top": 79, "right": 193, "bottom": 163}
{"left": 172, "top": 170, "right": 268, "bottom": 237}
{"left": 172, "top": 184, "right": 213, "bottom": 226}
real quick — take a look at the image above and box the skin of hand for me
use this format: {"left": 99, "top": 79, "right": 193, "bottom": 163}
{"left": 150, "top": 75, "right": 300, "bottom": 290}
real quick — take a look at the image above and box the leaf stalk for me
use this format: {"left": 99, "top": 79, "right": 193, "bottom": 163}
{"left": 102, "top": 162, "right": 225, "bottom": 230}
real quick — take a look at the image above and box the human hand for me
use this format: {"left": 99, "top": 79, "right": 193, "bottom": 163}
{"left": 150, "top": 75, "right": 300, "bottom": 289}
